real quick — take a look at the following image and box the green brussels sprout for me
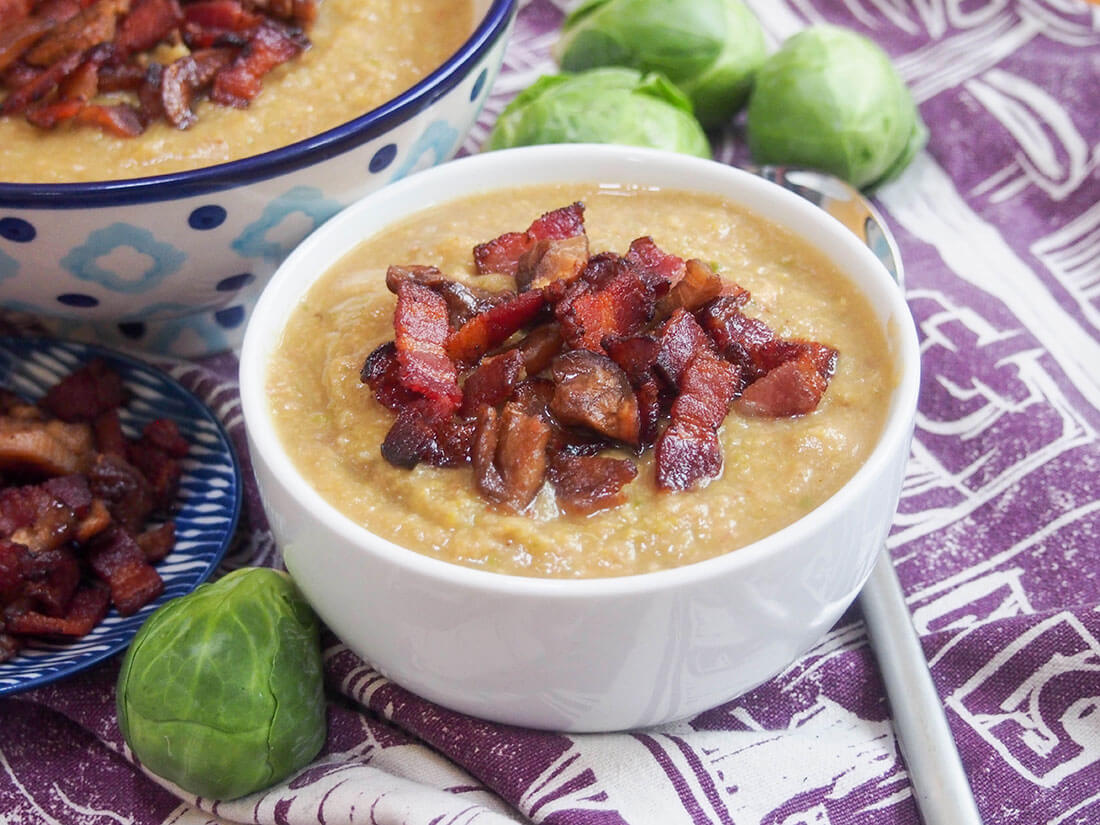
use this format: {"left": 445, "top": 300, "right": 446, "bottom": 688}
{"left": 555, "top": 0, "right": 767, "bottom": 128}
{"left": 116, "top": 568, "right": 326, "bottom": 800}
{"left": 746, "top": 25, "right": 927, "bottom": 191}
{"left": 485, "top": 67, "right": 711, "bottom": 158}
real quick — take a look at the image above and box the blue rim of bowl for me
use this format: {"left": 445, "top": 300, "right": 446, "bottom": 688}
{"left": 0, "top": 336, "right": 243, "bottom": 695}
{"left": 0, "top": 0, "right": 516, "bottom": 210}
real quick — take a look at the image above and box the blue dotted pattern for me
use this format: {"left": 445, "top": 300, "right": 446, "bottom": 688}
{"left": 188, "top": 205, "right": 228, "bottom": 230}
{"left": 0, "top": 217, "right": 35, "bottom": 243}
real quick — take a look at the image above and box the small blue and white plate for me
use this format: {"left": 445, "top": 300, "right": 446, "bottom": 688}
{"left": 0, "top": 337, "right": 242, "bottom": 695}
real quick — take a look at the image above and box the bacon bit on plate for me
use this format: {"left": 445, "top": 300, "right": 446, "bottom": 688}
{"left": 0, "top": 0, "right": 314, "bottom": 135}
{"left": 361, "top": 203, "right": 841, "bottom": 516}
{"left": 0, "top": 359, "right": 187, "bottom": 662}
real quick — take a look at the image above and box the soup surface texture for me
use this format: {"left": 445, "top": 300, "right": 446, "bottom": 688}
{"left": 0, "top": 1, "right": 473, "bottom": 183}
{"left": 267, "top": 184, "right": 896, "bottom": 578}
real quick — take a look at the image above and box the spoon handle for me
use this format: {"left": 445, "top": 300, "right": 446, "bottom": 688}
{"left": 861, "top": 553, "right": 985, "bottom": 825}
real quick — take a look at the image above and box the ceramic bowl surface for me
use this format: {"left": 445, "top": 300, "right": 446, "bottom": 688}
{"left": 0, "top": 0, "right": 515, "bottom": 357}
{"left": 238, "top": 144, "right": 921, "bottom": 732}
{"left": 0, "top": 337, "right": 241, "bottom": 695}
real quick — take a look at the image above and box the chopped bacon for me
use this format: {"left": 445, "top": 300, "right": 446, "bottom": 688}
{"left": 4, "top": 582, "right": 110, "bottom": 636}
{"left": 696, "top": 295, "right": 774, "bottom": 386}
{"left": 655, "top": 309, "right": 714, "bottom": 389}
{"left": 549, "top": 454, "right": 637, "bottom": 516}
{"left": 734, "top": 352, "right": 831, "bottom": 418}
{"left": 114, "top": 0, "right": 182, "bottom": 56}
{"left": 367, "top": 202, "right": 841, "bottom": 514}
{"left": 86, "top": 524, "right": 164, "bottom": 615}
{"left": 656, "top": 350, "right": 740, "bottom": 491}
{"left": 0, "top": 417, "right": 95, "bottom": 476}
{"left": 88, "top": 452, "right": 155, "bottom": 532}
{"left": 21, "top": 546, "right": 81, "bottom": 616}
{"left": 1, "top": 49, "right": 81, "bottom": 114}
{"left": 474, "top": 202, "right": 586, "bottom": 276}
{"left": 380, "top": 399, "right": 473, "bottom": 469}
{"left": 556, "top": 256, "right": 655, "bottom": 353}
{"left": 446, "top": 288, "right": 546, "bottom": 366}
{"left": 394, "top": 280, "right": 462, "bottom": 410}
{"left": 550, "top": 350, "right": 640, "bottom": 447}
{"left": 386, "top": 264, "right": 508, "bottom": 329}
{"left": 473, "top": 403, "right": 551, "bottom": 513}
{"left": 209, "top": 19, "right": 306, "bottom": 108}
{"left": 1, "top": 0, "right": 314, "bottom": 134}
{"left": 0, "top": 0, "right": 82, "bottom": 73}
{"left": 41, "top": 358, "right": 128, "bottom": 423}
{"left": 625, "top": 236, "right": 685, "bottom": 290}
{"left": 181, "top": 0, "right": 258, "bottom": 32}
{"left": 23, "top": 0, "right": 127, "bottom": 68}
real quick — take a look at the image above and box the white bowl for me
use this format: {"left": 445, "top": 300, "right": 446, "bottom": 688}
{"left": 0, "top": 0, "right": 515, "bottom": 357}
{"left": 239, "top": 144, "right": 921, "bottom": 732}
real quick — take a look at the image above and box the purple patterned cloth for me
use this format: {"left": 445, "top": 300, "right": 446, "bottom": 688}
{"left": 3, "top": 2, "right": 1100, "bottom": 823}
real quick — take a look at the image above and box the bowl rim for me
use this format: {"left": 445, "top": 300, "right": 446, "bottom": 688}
{"left": 0, "top": 0, "right": 516, "bottom": 210}
{"left": 240, "top": 144, "right": 921, "bottom": 599}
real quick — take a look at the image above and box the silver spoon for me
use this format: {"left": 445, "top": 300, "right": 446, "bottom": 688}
{"left": 749, "top": 165, "right": 983, "bottom": 825}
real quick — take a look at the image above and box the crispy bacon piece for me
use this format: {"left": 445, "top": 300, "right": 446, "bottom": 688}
{"left": 4, "top": 582, "right": 110, "bottom": 636}
{"left": 474, "top": 202, "right": 586, "bottom": 276}
{"left": 0, "top": 0, "right": 82, "bottom": 73}
{"left": 734, "top": 352, "right": 831, "bottom": 418}
{"left": 361, "top": 341, "right": 419, "bottom": 412}
{"left": 656, "top": 350, "right": 740, "bottom": 491}
{"left": 556, "top": 256, "right": 655, "bottom": 353}
{"left": 127, "top": 419, "right": 186, "bottom": 509}
{"left": 0, "top": 540, "right": 27, "bottom": 602}
{"left": 20, "top": 546, "right": 81, "bottom": 616}
{"left": 0, "top": 0, "right": 33, "bottom": 28}
{"left": 446, "top": 288, "right": 546, "bottom": 366}
{"left": 655, "top": 309, "right": 714, "bottom": 389}
{"left": 625, "top": 236, "right": 685, "bottom": 290}
{"left": 40, "top": 358, "right": 128, "bottom": 423}
{"left": 182, "top": 0, "right": 259, "bottom": 32}
{"left": 550, "top": 350, "right": 640, "bottom": 447}
{"left": 394, "top": 281, "right": 462, "bottom": 410}
{"left": 209, "top": 19, "right": 306, "bottom": 107}
{"left": 473, "top": 403, "right": 551, "bottom": 513}
{"left": 696, "top": 295, "right": 774, "bottom": 386}
{"left": 380, "top": 399, "right": 473, "bottom": 470}
{"left": 86, "top": 524, "right": 164, "bottom": 615}
{"left": 114, "top": 0, "right": 183, "bottom": 56}
{"left": 549, "top": 454, "right": 637, "bottom": 516}
{"left": 460, "top": 350, "right": 525, "bottom": 417}
{"left": 27, "top": 98, "right": 143, "bottom": 135}
{"left": 1, "top": 49, "right": 81, "bottom": 114}
{"left": 386, "top": 264, "right": 507, "bottom": 329}
{"left": 602, "top": 333, "right": 660, "bottom": 386}
{"left": 23, "top": 0, "right": 128, "bottom": 67}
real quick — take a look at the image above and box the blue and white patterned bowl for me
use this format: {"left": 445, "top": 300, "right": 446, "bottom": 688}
{"left": 0, "top": 0, "right": 515, "bottom": 357}
{"left": 0, "top": 337, "right": 242, "bottom": 696}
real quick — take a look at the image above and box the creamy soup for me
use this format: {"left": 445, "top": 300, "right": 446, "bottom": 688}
{"left": 0, "top": 0, "right": 473, "bottom": 183}
{"left": 267, "top": 184, "right": 896, "bottom": 578}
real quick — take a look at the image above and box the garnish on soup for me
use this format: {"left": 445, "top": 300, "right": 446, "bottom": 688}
{"left": 0, "top": 0, "right": 316, "bottom": 136}
{"left": 361, "top": 203, "right": 839, "bottom": 516}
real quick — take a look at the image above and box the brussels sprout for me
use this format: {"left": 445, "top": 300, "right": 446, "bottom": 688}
{"left": 117, "top": 567, "right": 326, "bottom": 800}
{"left": 746, "top": 25, "right": 927, "bottom": 191}
{"left": 555, "top": 0, "right": 767, "bottom": 128}
{"left": 485, "top": 67, "right": 711, "bottom": 158}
